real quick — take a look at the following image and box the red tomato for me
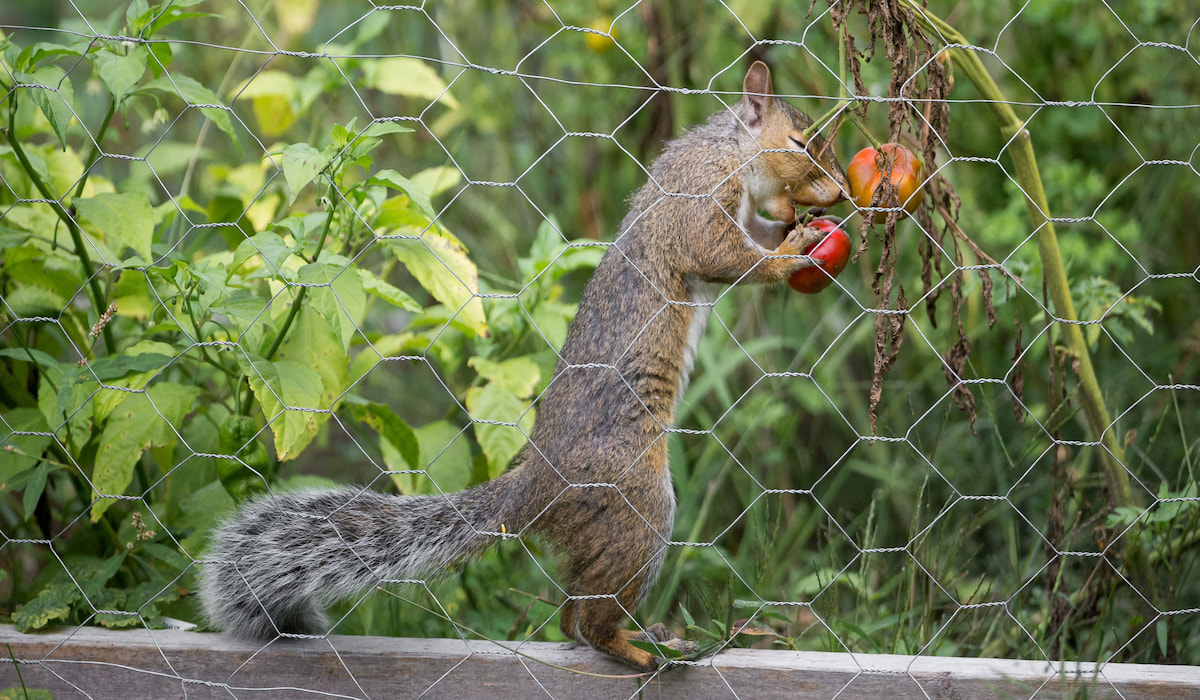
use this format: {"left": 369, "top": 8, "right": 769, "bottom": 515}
{"left": 787, "top": 217, "right": 851, "bottom": 294}
{"left": 847, "top": 143, "right": 924, "bottom": 223}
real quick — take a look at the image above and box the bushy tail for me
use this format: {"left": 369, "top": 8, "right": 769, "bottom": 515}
{"left": 199, "top": 480, "right": 515, "bottom": 639}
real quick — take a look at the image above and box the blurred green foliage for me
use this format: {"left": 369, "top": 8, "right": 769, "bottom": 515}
{"left": 1, "top": 0, "right": 1197, "bottom": 668}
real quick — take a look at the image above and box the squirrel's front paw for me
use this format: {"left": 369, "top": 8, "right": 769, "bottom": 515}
{"left": 777, "top": 224, "right": 826, "bottom": 269}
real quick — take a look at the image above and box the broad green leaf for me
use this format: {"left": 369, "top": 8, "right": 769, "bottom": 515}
{"left": 410, "top": 165, "right": 462, "bottom": 198}
{"left": 12, "top": 572, "right": 80, "bottom": 632}
{"left": 231, "top": 231, "right": 293, "bottom": 276}
{"left": 90, "top": 382, "right": 202, "bottom": 522}
{"left": 368, "top": 169, "right": 435, "bottom": 219}
{"left": 0, "top": 407, "right": 52, "bottom": 484}
{"left": 344, "top": 397, "right": 419, "bottom": 469}
{"left": 75, "top": 192, "right": 155, "bottom": 263}
{"left": 273, "top": 308, "right": 348, "bottom": 414}
{"left": 276, "top": 0, "right": 318, "bottom": 37}
{"left": 465, "top": 381, "right": 535, "bottom": 478}
{"left": 348, "top": 332, "right": 429, "bottom": 383}
{"left": 16, "top": 66, "right": 76, "bottom": 148}
{"left": 86, "top": 349, "right": 174, "bottom": 381}
{"left": 363, "top": 121, "right": 414, "bottom": 138}
{"left": 93, "top": 587, "right": 138, "bottom": 628}
{"left": 281, "top": 142, "right": 326, "bottom": 202}
{"left": 530, "top": 300, "right": 574, "bottom": 349}
{"left": 90, "top": 342, "right": 178, "bottom": 423}
{"left": 142, "top": 73, "right": 239, "bottom": 149}
{"left": 362, "top": 57, "right": 460, "bottom": 109}
{"left": 3, "top": 283, "right": 64, "bottom": 316}
{"left": 388, "top": 420, "right": 470, "bottom": 495}
{"left": 235, "top": 69, "right": 297, "bottom": 138}
{"left": 112, "top": 269, "right": 155, "bottom": 319}
{"left": 239, "top": 355, "right": 325, "bottom": 462}
{"left": 297, "top": 261, "right": 367, "bottom": 349}
{"left": 93, "top": 45, "right": 148, "bottom": 103}
{"left": 388, "top": 228, "right": 487, "bottom": 337}
{"left": 358, "top": 268, "right": 421, "bottom": 312}
{"left": 81, "top": 552, "right": 127, "bottom": 599}
{"left": 468, "top": 356, "right": 541, "bottom": 398}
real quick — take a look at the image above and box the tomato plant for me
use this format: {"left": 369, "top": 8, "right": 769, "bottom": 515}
{"left": 847, "top": 143, "right": 924, "bottom": 223}
{"left": 787, "top": 217, "right": 851, "bottom": 294}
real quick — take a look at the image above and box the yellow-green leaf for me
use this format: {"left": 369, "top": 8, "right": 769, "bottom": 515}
{"left": 363, "top": 57, "right": 460, "bottom": 109}
{"left": 388, "top": 228, "right": 487, "bottom": 337}
{"left": 465, "top": 381, "right": 535, "bottom": 478}
{"left": 90, "top": 382, "right": 201, "bottom": 522}
{"left": 239, "top": 354, "right": 325, "bottom": 462}
{"left": 75, "top": 192, "right": 155, "bottom": 263}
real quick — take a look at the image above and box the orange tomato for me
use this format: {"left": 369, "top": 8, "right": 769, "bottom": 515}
{"left": 847, "top": 143, "right": 924, "bottom": 223}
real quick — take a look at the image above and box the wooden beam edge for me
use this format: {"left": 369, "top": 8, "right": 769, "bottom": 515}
{"left": 3, "top": 625, "right": 1199, "bottom": 699}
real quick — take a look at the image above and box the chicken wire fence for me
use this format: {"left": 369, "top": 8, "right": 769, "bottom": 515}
{"left": 1, "top": 0, "right": 1199, "bottom": 698}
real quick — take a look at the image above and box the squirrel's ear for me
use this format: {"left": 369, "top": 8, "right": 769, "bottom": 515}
{"left": 741, "top": 61, "right": 774, "bottom": 130}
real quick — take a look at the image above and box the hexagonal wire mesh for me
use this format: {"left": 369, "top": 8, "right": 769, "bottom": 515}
{"left": 1, "top": 0, "right": 1198, "bottom": 698}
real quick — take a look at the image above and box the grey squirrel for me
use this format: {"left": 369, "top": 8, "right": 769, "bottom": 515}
{"left": 199, "top": 61, "right": 849, "bottom": 671}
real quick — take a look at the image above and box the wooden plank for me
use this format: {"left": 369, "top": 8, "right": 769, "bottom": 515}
{"left": 2, "top": 625, "right": 1199, "bottom": 699}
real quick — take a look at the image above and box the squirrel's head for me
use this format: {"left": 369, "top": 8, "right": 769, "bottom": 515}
{"left": 738, "top": 61, "right": 849, "bottom": 220}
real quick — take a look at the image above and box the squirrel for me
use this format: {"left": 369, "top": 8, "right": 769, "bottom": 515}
{"left": 199, "top": 61, "right": 848, "bottom": 672}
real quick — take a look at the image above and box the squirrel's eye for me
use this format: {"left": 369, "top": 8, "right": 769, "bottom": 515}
{"left": 787, "top": 134, "right": 808, "bottom": 150}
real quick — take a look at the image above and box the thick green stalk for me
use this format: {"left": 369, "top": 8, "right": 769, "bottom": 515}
{"left": 902, "top": 2, "right": 1132, "bottom": 507}
{"left": 6, "top": 100, "right": 116, "bottom": 355}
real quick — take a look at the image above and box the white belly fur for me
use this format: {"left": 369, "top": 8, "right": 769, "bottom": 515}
{"left": 677, "top": 281, "right": 721, "bottom": 406}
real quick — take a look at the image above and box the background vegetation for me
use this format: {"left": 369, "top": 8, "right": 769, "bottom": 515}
{"left": 1, "top": 0, "right": 1197, "bottom": 671}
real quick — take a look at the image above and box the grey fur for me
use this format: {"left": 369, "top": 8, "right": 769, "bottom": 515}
{"left": 199, "top": 477, "right": 518, "bottom": 639}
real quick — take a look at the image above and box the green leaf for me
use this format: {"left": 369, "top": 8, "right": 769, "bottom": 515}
{"left": 363, "top": 121, "right": 414, "bottom": 137}
{"left": 12, "top": 572, "right": 80, "bottom": 632}
{"left": 238, "top": 354, "right": 325, "bottom": 462}
{"left": 368, "top": 169, "right": 435, "bottom": 220}
{"left": 93, "top": 45, "right": 148, "bottom": 103}
{"left": 75, "top": 192, "right": 155, "bottom": 263}
{"left": 22, "top": 460, "right": 50, "bottom": 520}
{"left": 90, "top": 382, "right": 202, "bottom": 522}
{"left": 81, "top": 552, "right": 127, "bottom": 599}
{"left": 388, "top": 420, "right": 470, "bottom": 495}
{"left": 235, "top": 70, "right": 297, "bottom": 138}
{"left": 357, "top": 268, "right": 421, "bottom": 312}
{"left": 0, "top": 347, "right": 62, "bottom": 374}
{"left": 468, "top": 356, "right": 541, "bottom": 399}
{"left": 530, "top": 300, "right": 574, "bottom": 349}
{"left": 297, "top": 261, "right": 367, "bottom": 349}
{"left": 90, "top": 343, "right": 178, "bottom": 423}
{"left": 281, "top": 142, "right": 326, "bottom": 203}
{"left": 16, "top": 66, "right": 76, "bottom": 148}
{"left": 232, "top": 231, "right": 294, "bottom": 276}
{"left": 465, "top": 381, "right": 535, "bottom": 478}
{"left": 388, "top": 228, "right": 487, "bottom": 337}
{"left": 142, "top": 73, "right": 239, "bottom": 150}
{"left": 141, "top": 541, "right": 191, "bottom": 571}
{"left": 362, "top": 57, "right": 460, "bottom": 109}
{"left": 344, "top": 397, "right": 419, "bottom": 469}
{"left": 4, "top": 283, "right": 65, "bottom": 316}
{"left": 86, "top": 349, "right": 174, "bottom": 380}
{"left": 273, "top": 308, "right": 348, "bottom": 414}
{"left": 0, "top": 408, "right": 52, "bottom": 483}
{"left": 410, "top": 165, "right": 462, "bottom": 198}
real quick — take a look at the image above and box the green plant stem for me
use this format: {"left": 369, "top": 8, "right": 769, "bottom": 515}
{"left": 72, "top": 97, "right": 117, "bottom": 201}
{"left": 236, "top": 198, "right": 337, "bottom": 412}
{"left": 901, "top": 0, "right": 1132, "bottom": 509}
{"left": 6, "top": 100, "right": 116, "bottom": 356}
